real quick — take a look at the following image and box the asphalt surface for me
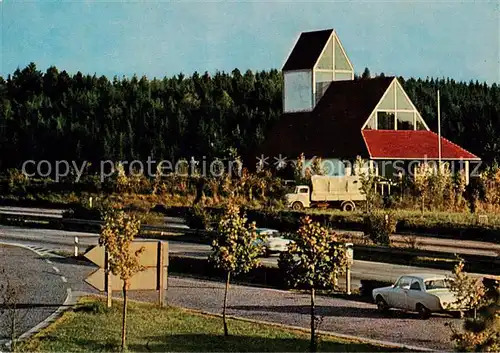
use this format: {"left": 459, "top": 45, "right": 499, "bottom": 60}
{"left": 0, "top": 225, "right": 489, "bottom": 292}
{"left": 0, "top": 206, "right": 64, "bottom": 219}
{"left": 0, "top": 245, "right": 68, "bottom": 342}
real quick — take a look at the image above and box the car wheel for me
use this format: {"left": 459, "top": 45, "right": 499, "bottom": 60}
{"left": 376, "top": 296, "right": 389, "bottom": 313}
{"left": 292, "top": 202, "right": 304, "bottom": 211}
{"left": 416, "top": 304, "right": 431, "bottom": 320}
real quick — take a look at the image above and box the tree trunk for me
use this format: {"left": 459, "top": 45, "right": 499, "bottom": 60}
{"left": 121, "top": 280, "right": 129, "bottom": 352}
{"left": 310, "top": 287, "right": 316, "bottom": 353}
{"left": 222, "top": 271, "right": 231, "bottom": 336}
{"left": 11, "top": 303, "right": 17, "bottom": 352}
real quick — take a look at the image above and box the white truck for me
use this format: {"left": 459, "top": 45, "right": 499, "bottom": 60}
{"left": 285, "top": 175, "right": 365, "bottom": 211}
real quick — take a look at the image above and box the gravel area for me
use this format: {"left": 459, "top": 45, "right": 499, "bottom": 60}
{"left": 162, "top": 276, "right": 459, "bottom": 351}
{"left": 0, "top": 245, "right": 67, "bottom": 340}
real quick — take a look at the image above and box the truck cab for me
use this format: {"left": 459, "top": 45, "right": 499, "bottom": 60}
{"left": 286, "top": 185, "right": 311, "bottom": 209}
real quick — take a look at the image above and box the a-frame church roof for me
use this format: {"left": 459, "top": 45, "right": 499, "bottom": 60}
{"left": 260, "top": 76, "right": 395, "bottom": 159}
{"left": 282, "top": 29, "right": 334, "bottom": 71}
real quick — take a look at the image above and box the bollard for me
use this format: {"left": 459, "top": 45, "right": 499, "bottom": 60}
{"left": 89, "top": 197, "right": 93, "bottom": 208}
{"left": 345, "top": 242, "right": 354, "bottom": 295}
{"left": 346, "top": 267, "right": 351, "bottom": 295}
{"left": 74, "top": 236, "right": 79, "bottom": 257}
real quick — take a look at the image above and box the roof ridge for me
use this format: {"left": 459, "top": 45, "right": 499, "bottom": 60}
{"left": 302, "top": 28, "right": 334, "bottom": 34}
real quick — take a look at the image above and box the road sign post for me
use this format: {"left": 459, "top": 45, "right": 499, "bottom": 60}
{"left": 84, "top": 241, "right": 169, "bottom": 308}
{"left": 158, "top": 242, "right": 165, "bottom": 307}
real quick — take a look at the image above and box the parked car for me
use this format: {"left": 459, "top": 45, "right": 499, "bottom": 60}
{"left": 254, "top": 228, "right": 293, "bottom": 256}
{"left": 372, "top": 273, "right": 461, "bottom": 319}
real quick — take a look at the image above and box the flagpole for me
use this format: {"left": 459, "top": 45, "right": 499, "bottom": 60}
{"left": 437, "top": 89, "right": 442, "bottom": 168}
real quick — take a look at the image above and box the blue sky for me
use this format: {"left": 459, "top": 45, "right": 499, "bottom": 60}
{"left": 1, "top": 1, "right": 499, "bottom": 83}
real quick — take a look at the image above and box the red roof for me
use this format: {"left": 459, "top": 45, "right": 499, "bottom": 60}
{"left": 362, "top": 130, "right": 480, "bottom": 160}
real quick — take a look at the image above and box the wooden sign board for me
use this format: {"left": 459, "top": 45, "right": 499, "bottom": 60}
{"left": 85, "top": 267, "right": 168, "bottom": 291}
{"left": 84, "top": 241, "right": 168, "bottom": 292}
{"left": 84, "top": 241, "right": 169, "bottom": 269}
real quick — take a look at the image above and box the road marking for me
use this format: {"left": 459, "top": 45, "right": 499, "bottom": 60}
{"left": 61, "top": 276, "right": 67, "bottom": 283}
{"left": 45, "top": 259, "right": 52, "bottom": 265}
{"left": 52, "top": 266, "right": 60, "bottom": 273}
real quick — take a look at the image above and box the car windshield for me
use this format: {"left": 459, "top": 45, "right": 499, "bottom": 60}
{"left": 257, "top": 230, "right": 280, "bottom": 238}
{"left": 424, "top": 279, "right": 452, "bottom": 290}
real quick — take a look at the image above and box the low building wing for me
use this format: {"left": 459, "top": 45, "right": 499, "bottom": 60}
{"left": 362, "top": 130, "right": 480, "bottom": 160}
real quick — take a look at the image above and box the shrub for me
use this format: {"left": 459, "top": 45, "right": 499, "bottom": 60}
{"left": 360, "top": 279, "right": 393, "bottom": 297}
{"left": 185, "top": 204, "right": 218, "bottom": 231}
{"left": 6, "top": 169, "right": 29, "bottom": 195}
{"left": 363, "top": 212, "right": 396, "bottom": 246}
{"left": 209, "top": 202, "right": 262, "bottom": 336}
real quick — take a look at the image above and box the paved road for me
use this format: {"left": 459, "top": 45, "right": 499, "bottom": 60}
{"left": 0, "top": 225, "right": 489, "bottom": 288}
{"left": 143, "top": 276, "right": 459, "bottom": 351}
{"left": 0, "top": 206, "right": 64, "bottom": 219}
{"left": 0, "top": 208, "right": 492, "bottom": 350}
{"left": 0, "top": 229, "right": 494, "bottom": 295}
{"left": 337, "top": 229, "right": 500, "bottom": 257}
{"left": 1, "top": 206, "right": 499, "bottom": 257}
{"left": 0, "top": 245, "right": 68, "bottom": 344}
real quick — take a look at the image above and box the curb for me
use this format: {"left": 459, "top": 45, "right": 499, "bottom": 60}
{"left": 19, "top": 288, "right": 74, "bottom": 341}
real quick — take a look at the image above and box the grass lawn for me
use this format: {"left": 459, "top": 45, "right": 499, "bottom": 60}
{"left": 20, "top": 297, "right": 401, "bottom": 352}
